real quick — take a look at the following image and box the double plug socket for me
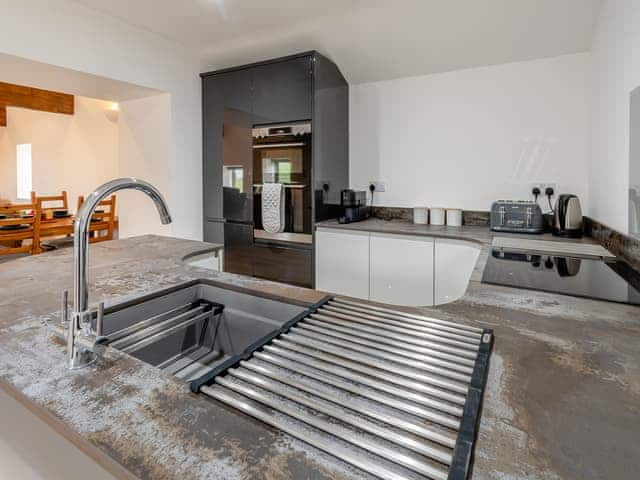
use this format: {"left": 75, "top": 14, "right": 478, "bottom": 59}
{"left": 531, "top": 182, "right": 556, "bottom": 198}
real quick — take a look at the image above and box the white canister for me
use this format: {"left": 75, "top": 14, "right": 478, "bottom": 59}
{"left": 446, "top": 208, "right": 463, "bottom": 227}
{"left": 413, "top": 206, "right": 428, "bottom": 224}
{"left": 429, "top": 208, "right": 445, "bottom": 225}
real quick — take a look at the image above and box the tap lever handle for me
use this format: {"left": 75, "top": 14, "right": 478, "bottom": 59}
{"left": 61, "top": 290, "right": 69, "bottom": 325}
{"left": 96, "top": 302, "right": 105, "bottom": 337}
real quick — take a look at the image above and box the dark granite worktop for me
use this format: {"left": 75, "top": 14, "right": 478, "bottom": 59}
{"left": 1, "top": 231, "right": 639, "bottom": 480}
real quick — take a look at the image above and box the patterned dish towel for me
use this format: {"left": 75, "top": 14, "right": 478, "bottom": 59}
{"left": 262, "top": 183, "right": 285, "bottom": 233}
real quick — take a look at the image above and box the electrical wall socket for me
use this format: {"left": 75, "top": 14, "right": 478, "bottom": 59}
{"left": 531, "top": 182, "right": 557, "bottom": 196}
{"left": 316, "top": 180, "right": 330, "bottom": 191}
{"left": 369, "top": 181, "right": 386, "bottom": 192}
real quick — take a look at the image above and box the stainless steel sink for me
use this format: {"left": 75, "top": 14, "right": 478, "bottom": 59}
{"left": 98, "top": 282, "right": 494, "bottom": 480}
{"left": 99, "top": 281, "right": 307, "bottom": 381}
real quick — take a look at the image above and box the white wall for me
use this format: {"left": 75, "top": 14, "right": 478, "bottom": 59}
{"left": 0, "top": 97, "right": 118, "bottom": 208}
{"left": 0, "top": 0, "right": 202, "bottom": 240}
{"left": 117, "top": 94, "right": 172, "bottom": 238}
{"left": 350, "top": 53, "right": 592, "bottom": 212}
{"left": 589, "top": 0, "right": 640, "bottom": 233}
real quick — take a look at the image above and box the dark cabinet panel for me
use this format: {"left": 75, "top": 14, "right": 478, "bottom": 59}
{"left": 202, "top": 52, "right": 347, "bottom": 289}
{"left": 252, "top": 57, "right": 313, "bottom": 125}
{"left": 252, "top": 244, "right": 312, "bottom": 288}
{"left": 203, "top": 70, "right": 252, "bottom": 222}
{"left": 221, "top": 108, "right": 253, "bottom": 222}
{"left": 311, "top": 54, "right": 349, "bottom": 221}
{"left": 222, "top": 222, "right": 255, "bottom": 278}
{"left": 204, "top": 220, "right": 224, "bottom": 244}
{"left": 219, "top": 222, "right": 311, "bottom": 286}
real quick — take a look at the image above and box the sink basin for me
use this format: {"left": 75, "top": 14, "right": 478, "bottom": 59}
{"left": 100, "top": 281, "right": 307, "bottom": 381}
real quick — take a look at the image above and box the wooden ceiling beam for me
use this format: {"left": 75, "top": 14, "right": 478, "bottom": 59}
{"left": 0, "top": 105, "right": 6, "bottom": 127}
{"left": 0, "top": 82, "right": 74, "bottom": 121}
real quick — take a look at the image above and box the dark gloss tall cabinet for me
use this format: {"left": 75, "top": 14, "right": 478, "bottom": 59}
{"left": 201, "top": 51, "right": 348, "bottom": 287}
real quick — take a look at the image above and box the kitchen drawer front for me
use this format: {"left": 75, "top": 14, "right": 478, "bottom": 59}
{"left": 369, "top": 232, "right": 434, "bottom": 306}
{"left": 252, "top": 243, "right": 312, "bottom": 288}
{"left": 315, "top": 228, "right": 369, "bottom": 299}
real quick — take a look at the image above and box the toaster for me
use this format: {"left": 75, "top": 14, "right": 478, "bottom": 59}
{"left": 490, "top": 200, "right": 544, "bottom": 234}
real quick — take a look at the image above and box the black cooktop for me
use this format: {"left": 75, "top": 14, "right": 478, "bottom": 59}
{"left": 482, "top": 249, "right": 640, "bottom": 306}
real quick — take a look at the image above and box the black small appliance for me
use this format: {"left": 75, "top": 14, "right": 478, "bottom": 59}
{"left": 338, "top": 189, "right": 370, "bottom": 224}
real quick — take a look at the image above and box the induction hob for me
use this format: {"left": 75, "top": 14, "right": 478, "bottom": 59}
{"left": 482, "top": 249, "right": 640, "bottom": 306}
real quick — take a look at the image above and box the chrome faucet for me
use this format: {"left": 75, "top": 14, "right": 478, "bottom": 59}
{"left": 66, "top": 178, "right": 172, "bottom": 369}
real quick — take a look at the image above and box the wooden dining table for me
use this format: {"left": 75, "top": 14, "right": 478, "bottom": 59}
{"left": 39, "top": 215, "right": 119, "bottom": 238}
{"left": 0, "top": 215, "right": 119, "bottom": 249}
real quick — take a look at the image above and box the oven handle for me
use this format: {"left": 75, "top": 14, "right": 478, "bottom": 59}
{"left": 253, "top": 142, "right": 305, "bottom": 149}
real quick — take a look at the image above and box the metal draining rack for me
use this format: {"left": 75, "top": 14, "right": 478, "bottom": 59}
{"left": 191, "top": 297, "right": 493, "bottom": 480}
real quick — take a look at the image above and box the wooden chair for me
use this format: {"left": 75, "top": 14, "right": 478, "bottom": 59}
{"left": 0, "top": 202, "right": 42, "bottom": 256}
{"left": 31, "top": 190, "right": 68, "bottom": 214}
{"left": 77, "top": 195, "right": 117, "bottom": 242}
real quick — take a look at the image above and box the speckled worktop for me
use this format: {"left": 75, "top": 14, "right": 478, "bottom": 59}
{"left": 1, "top": 228, "right": 639, "bottom": 480}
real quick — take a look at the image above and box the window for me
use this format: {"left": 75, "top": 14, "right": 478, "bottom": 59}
{"left": 16, "top": 144, "right": 32, "bottom": 200}
{"left": 223, "top": 166, "right": 244, "bottom": 193}
{"left": 276, "top": 160, "right": 292, "bottom": 184}
{"left": 263, "top": 158, "right": 292, "bottom": 184}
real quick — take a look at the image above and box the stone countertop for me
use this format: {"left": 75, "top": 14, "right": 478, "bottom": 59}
{"left": 1, "top": 231, "right": 639, "bottom": 480}
{"left": 315, "top": 217, "right": 603, "bottom": 250}
{"left": 319, "top": 219, "right": 640, "bottom": 479}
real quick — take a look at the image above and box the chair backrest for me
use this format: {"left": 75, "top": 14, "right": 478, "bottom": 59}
{"left": 31, "top": 190, "right": 68, "bottom": 213}
{"left": 0, "top": 202, "right": 42, "bottom": 255}
{"left": 77, "top": 195, "right": 117, "bottom": 242}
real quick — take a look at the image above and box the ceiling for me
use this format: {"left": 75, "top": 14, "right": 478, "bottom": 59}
{"left": 74, "top": 0, "right": 602, "bottom": 84}
{"left": 0, "top": 53, "right": 161, "bottom": 101}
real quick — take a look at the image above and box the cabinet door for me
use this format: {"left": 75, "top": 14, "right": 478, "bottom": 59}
{"left": 204, "top": 219, "right": 224, "bottom": 244}
{"left": 252, "top": 57, "right": 313, "bottom": 124}
{"left": 434, "top": 239, "right": 480, "bottom": 305}
{"left": 202, "top": 70, "right": 253, "bottom": 222}
{"left": 370, "top": 233, "right": 434, "bottom": 306}
{"left": 221, "top": 222, "right": 255, "bottom": 277}
{"left": 315, "top": 228, "right": 369, "bottom": 299}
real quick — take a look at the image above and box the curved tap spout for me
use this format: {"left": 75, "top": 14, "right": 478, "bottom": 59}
{"left": 68, "top": 178, "right": 172, "bottom": 369}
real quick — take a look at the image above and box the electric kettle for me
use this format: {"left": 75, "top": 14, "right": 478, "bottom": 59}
{"left": 552, "top": 194, "right": 583, "bottom": 238}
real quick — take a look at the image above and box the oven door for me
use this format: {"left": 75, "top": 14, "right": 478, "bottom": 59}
{"left": 252, "top": 140, "right": 312, "bottom": 243}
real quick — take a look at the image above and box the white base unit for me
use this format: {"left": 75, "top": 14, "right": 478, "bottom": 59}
{"left": 434, "top": 238, "right": 481, "bottom": 305}
{"left": 315, "top": 227, "right": 480, "bottom": 307}
{"left": 315, "top": 228, "right": 370, "bottom": 299}
{"left": 0, "top": 387, "right": 116, "bottom": 480}
{"left": 369, "top": 232, "right": 434, "bottom": 306}
{"left": 184, "top": 250, "right": 223, "bottom": 271}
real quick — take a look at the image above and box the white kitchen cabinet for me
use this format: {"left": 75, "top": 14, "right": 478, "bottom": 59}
{"left": 315, "top": 228, "right": 479, "bottom": 306}
{"left": 434, "top": 238, "right": 480, "bottom": 305}
{"left": 0, "top": 388, "right": 116, "bottom": 480}
{"left": 315, "top": 228, "right": 370, "bottom": 299}
{"left": 369, "top": 232, "right": 434, "bottom": 306}
{"left": 184, "top": 250, "right": 223, "bottom": 271}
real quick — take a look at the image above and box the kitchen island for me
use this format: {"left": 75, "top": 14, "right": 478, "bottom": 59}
{"left": 0, "top": 230, "right": 638, "bottom": 479}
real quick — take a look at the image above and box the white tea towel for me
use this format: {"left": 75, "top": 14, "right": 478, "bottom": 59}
{"left": 262, "top": 183, "right": 286, "bottom": 233}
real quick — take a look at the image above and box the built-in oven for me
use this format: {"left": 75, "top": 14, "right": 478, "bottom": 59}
{"left": 252, "top": 122, "right": 312, "bottom": 247}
